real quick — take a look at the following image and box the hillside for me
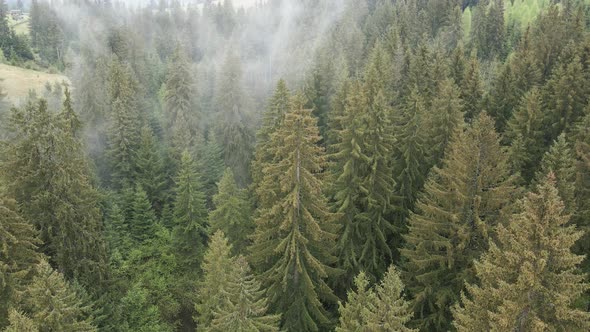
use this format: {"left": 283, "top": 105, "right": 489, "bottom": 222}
{"left": 0, "top": 63, "right": 69, "bottom": 105}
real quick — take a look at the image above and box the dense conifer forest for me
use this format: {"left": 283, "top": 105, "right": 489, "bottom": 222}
{"left": 1, "top": 0, "right": 590, "bottom": 331}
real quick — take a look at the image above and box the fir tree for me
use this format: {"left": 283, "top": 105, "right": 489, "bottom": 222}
{"left": 250, "top": 101, "right": 339, "bottom": 331}
{"left": 452, "top": 173, "right": 590, "bottom": 331}
{"left": 401, "top": 113, "right": 516, "bottom": 332}
{"left": 209, "top": 168, "right": 253, "bottom": 254}
{"left": 209, "top": 256, "right": 281, "bottom": 332}
{"left": 198, "top": 135, "right": 225, "bottom": 208}
{"left": 196, "top": 231, "right": 236, "bottom": 329}
{"left": 119, "top": 283, "right": 173, "bottom": 332}
{"left": 0, "top": 196, "right": 40, "bottom": 328}
{"left": 4, "top": 309, "right": 38, "bottom": 332}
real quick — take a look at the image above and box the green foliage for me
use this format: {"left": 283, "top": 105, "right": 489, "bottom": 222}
{"left": 0, "top": 196, "right": 40, "bottom": 328}
{"left": 130, "top": 184, "right": 157, "bottom": 244}
{"left": 209, "top": 256, "right": 281, "bottom": 332}
{"left": 452, "top": 173, "right": 590, "bottom": 331}
{"left": 118, "top": 283, "right": 174, "bottom": 332}
{"left": 209, "top": 168, "right": 253, "bottom": 254}
{"left": 136, "top": 125, "right": 167, "bottom": 212}
{"left": 337, "top": 266, "right": 415, "bottom": 332}
{"left": 13, "top": 260, "right": 97, "bottom": 332}
{"left": 401, "top": 113, "right": 516, "bottom": 332}
{"left": 250, "top": 101, "right": 338, "bottom": 331}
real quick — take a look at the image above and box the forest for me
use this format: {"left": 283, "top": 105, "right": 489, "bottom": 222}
{"left": 1, "top": 0, "right": 590, "bottom": 331}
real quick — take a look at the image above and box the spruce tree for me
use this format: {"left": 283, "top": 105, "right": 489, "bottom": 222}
{"left": 460, "top": 55, "right": 483, "bottom": 122}
{"left": 426, "top": 78, "right": 464, "bottom": 167}
{"left": 164, "top": 46, "right": 199, "bottom": 156}
{"left": 337, "top": 266, "right": 415, "bottom": 332}
{"left": 135, "top": 125, "right": 167, "bottom": 212}
{"left": 209, "top": 256, "right": 281, "bottom": 332}
{"left": 452, "top": 174, "right": 590, "bottom": 331}
{"left": 214, "top": 51, "right": 254, "bottom": 187}
{"left": 209, "top": 168, "right": 253, "bottom": 254}
{"left": 250, "top": 100, "right": 338, "bottom": 331}
{"left": 1, "top": 99, "right": 109, "bottom": 289}
{"left": 196, "top": 231, "right": 236, "bottom": 329}
{"left": 505, "top": 88, "right": 545, "bottom": 183}
{"left": 130, "top": 184, "right": 157, "bottom": 244}
{"left": 0, "top": 196, "right": 40, "bottom": 328}
{"left": 198, "top": 135, "right": 224, "bottom": 208}
{"left": 401, "top": 113, "right": 516, "bottom": 332}
{"left": 106, "top": 59, "right": 142, "bottom": 187}
{"left": 252, "top": 79, "right": 290, "bottom": 187}
{"left": 14, "top": 260, "right": 97, "bottom": 332}
{"left": 4, "top": 309, "right": 38, "bottom": 332}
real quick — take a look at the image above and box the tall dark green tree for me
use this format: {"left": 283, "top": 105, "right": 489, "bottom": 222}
{"left": 1, "top": 98, "right": 109, "bottom": 289}
{"left": 130, "top": 184, "right": 157, "bottom": 245}
{"left": 250, "top": 101, "right": 339, "bottom": 332}
{"left": 401, "top": 113, "right": 516, "bottom": 332}
{"left": 209, "top": 168, "right": 253, "bottom": 254}
{"left": 135, "top": 125, "right": 167, "bottom": 212}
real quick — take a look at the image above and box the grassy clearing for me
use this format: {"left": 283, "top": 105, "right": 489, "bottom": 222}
{"left": 0, "top": 63, "right": 69, "bottom": 105}
{"left": 8, "top": 15, "right": 30, "bottom": 36}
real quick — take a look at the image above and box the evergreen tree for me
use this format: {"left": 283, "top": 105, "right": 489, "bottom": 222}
{"left": 210, "top": 256, "right": 281, "bottom": 332}
{"left": 332, "top": 74, "right": 397, "bottom": 285}
{"left": 250, "top": 101, "right": 338, "bottom": 331}
{"left": 401, "top": 113, "right": 516, "bottom": 332}
{"left": 118, "top": 283, "right": 173, "bottom": 332}
{"left": 337, "top": 266, "right": 415, "bottom": 332}
{"left": 505, "top": 88, "right": 546, "bottom": 183}
{"left": 214, "top": 51, "right": 254, "bottom": 187}
{"left": 0, "top": 196, "right": 40, "bottom": 328}
{"left": 130, "top": 184, "right": 157, "bottom": 244}
{"left": 196, "top": 231, "right": 236, "bottom": 329}
{"left": 4, "top": 309, "right": 38, "bottom": 332}
{"left": 452, "top": 174, "right": 590, "bottom": 331}
{"left": 426, "top": 78, "right": 464, "bottom": 167}
{"left": 535, "top": 134, "right": 577, "bottom": 214}
{"left": 198, "top": 135, "right": 225, "bottom": 208}
{"left": 1, "top": 99, "right": 109, "bottom": 289}
{"left": 252, "top": 79, "right": 290, "bottom": 187}
{"left": 164, "top": 46, "right": 199, "bottom": 156}
{"left": 209, "top": 168, "right": 253, "bottom": 254}
{"left": 460, "top": 55, "right": 483, "bottom": 122}
{"left": 135, "top": 125, "right": 167, "bottom": 212}
{"left": 106, "top": 59, "right": 142, "bottom": 187}
{"left": 14, "top": 260, "right": 97, "bottom": 332}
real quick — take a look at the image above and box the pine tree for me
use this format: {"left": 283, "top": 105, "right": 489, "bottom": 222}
{"left": 401, "top": 113, "right": 516, "bottom": 332}
{"left": 214, "top": 51, "right": 254, "bottom": 187}
{"left": 209, "top": 168, "right": 253, "bottom": 254}
{"left": 198, "top": 135, "right": 225, "bottom": 208}
{"left": 14, "top": 260, "right": 97, "bottom": 332}
{"left": 337, "top": 265, "right": 415, "bottom": 332}
{"left": 106, "top": 59, "right": 142, "bottom": 187}
{"left": 1, "top": 99, "right": 109, "bottom": 289}
{"left": 135, "top": 125, "right": 167, "bottom": 212}
{"left": 130, "top": 184, "right": 157, "bottom": 244}
{"left": 252, "top": 79, "right": 290, "bottom": 187}
{"left": 452, "top": 173, "right": 590, "bottom": 331}
{"left": 164, "top": 46, "right": 199, "bottom": 156}
{"left": 196, "top": 231, "right": 236, "bottom": 329}
{"left": 210, "top": 256, "right": 281, "bottom": 332}
{"left": 60, "top": 87, "right": 82, "bottom": 138}
{"left": 119, "top": 283, "right": 173, "bottom": 332}
{"left": 250, "top": 101, "right": 338, "bottom": 331}
{"left": 4, "top": 309, "right": 38, "bottom": 332}
{"left": 0, "top": 196, "right": 40, "bottom": 328}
